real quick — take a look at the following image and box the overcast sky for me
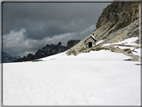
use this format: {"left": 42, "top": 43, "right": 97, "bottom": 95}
{"left": 2, "top": 2, "right": 111, "bottom": 57}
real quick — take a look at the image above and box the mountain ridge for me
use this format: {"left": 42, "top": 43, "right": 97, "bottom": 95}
{"left": 96, "top": 2, "right": 139, "bottom": 29}
{"left": 14, "top": 40, "right": 80, "bottom": 62}
{"left": 2, "top": 52, "right": 21, "bottom": 63}
{"left": 66, "top": 2, "right": 141, "bottom": 61}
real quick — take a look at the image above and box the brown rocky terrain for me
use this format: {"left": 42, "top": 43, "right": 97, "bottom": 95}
{"left": 96, "top": 2, "right": 139, "bottom": 29}
{"left": 66, "top": 2, "right": 141, "bottom": 61}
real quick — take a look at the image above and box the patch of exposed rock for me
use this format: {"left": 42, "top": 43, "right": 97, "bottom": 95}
{"left": 96, "top": 2, "right": 139, "bottom": 29}
{"left": 66, "top": 2, "right": 141, "bottom": 62}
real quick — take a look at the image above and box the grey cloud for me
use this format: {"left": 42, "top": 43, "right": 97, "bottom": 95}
{"left": 3, "top": 2, "right": 111, "bottom": 56}
{"left": 3, "top": 24, "right": 95, "bottom": 57}
{"left": 3, "top": 3, "right": 110, "bottom": 38}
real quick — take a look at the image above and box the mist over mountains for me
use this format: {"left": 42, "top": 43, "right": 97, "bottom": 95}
{"left": 2, "top": 52, "right": 21, "bottom": 63}
{"left": 13, "top": 40, "right": 80, "bottom": 62}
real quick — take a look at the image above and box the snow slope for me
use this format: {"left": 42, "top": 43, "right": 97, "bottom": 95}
{"left": 103, "top": 37, "right": 139, "bottom": 46}
{"left": 102, "top": 36, "right": 141, "bottom": 57}
{"left": 3, "top": 50, "right": 141, "bottom": 106}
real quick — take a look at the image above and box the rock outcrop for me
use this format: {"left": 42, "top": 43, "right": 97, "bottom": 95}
{"left": 96, "top": 2, "right": 139, "bottom": 29}
{"left": 66, "top": 2, "right": 141, "bottom": 61}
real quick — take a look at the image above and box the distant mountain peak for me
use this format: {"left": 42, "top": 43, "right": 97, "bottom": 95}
{"left": 2, "top": 51, "right": 21, "bottom": 63}
{"left": 14, "top": 40, "right": 80, "bottom": 62}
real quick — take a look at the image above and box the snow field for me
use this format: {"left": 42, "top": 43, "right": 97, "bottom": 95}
{"left": 113, "top": 37, "right": 139, "bottom": 45}
{"left": 102, "top": 37, "right": 141, "bottom": 57}
{"left": 3, "top": 50, "right": 141, "bottom": 105}
{"left": 103, "top": 37, "right": 139, "bottom": 46}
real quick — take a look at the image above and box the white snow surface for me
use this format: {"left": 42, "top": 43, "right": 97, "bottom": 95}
{"left": 3, "top": 50, "right": 141, "bottom": 106}
{"left": 103, "top": 37, "right": 139, "bottom": 47}
{"left": 113, "top": 37, "right": 139, "bottom": 45}
{"left": 96, "top": 40, "right": 104, "bottom": 45}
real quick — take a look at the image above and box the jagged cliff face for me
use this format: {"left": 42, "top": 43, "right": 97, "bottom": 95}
{"left": 93, "top": 2, "right": 140, "bottom": 43}
{"left": 96, "top": 2, "right": 139, "bottom": 29}
{"left": 67, "top": 2, "right": 141, "bottom": 61}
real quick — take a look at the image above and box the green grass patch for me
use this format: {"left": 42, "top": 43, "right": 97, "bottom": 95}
{"left": 32, "top": 59, "right": 42, "bottom": 62}
{"left": 115, "top": 21, "right": 131, "bottom": 31}
{"left": 133, "top": 30, "right": 139, "bottom": 36}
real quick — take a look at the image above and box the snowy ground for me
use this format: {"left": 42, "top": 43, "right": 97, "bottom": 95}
{"left": 101, "top": 37, "right": 141, "bottom": 57}
{"left": 3, "top": 50, "right": 141, "bottom": 106}
{"left": 103, "top": 37, "right": 139, "bottom": 47}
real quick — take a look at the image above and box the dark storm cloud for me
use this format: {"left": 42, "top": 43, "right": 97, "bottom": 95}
{"left": 3, "top": 2, "right": 111, "bottom": 57}
{"left": 3, "top": 3, "right": 110, "bottom": 39}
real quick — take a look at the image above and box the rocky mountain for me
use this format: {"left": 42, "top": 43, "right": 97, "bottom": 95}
{"left": 14, "top": 40, "right": 80, "bottom": 62}
{"left": 66, "top": 40, "right": 80, "bottom": 49}
{"left": 67, "top": 2, "right": 141, "bottom": 61}
{"left": 96, "top": 2, "right": 139, "bottom": 29}
{"left": 2, "top": 52, "right": 21, "bottom": 63}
